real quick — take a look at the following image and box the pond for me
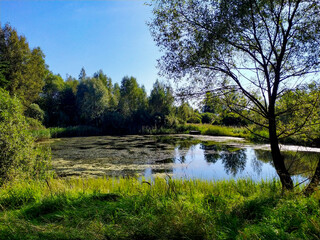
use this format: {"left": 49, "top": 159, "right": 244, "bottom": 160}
{"left": 49, "top": 135, "right": 320, "bottom": 182}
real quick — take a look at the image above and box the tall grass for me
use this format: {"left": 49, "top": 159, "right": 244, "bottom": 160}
{"left": 0, "top": 177, "right": 319, "bottom": 240}
{"left": 187, "top": 123, "right": 249, "bottom": 138}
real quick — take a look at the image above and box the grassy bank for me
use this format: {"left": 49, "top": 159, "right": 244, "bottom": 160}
{"left": 30, "top": 123, "right": 319, "bottom": 147}
{"left": 186, "top": 123, "right": 249, "bottom": 138}
{"left": 30, "top": 124, "right": 247, "bottom": 140}
{"left": 0, "top": 178, "right": 319, "bottom": 240}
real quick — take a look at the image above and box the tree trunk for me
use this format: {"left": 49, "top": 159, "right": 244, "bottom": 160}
{"left": 303, "top": 158, "right": 320, "bottom": 196}
{"left": 269, "top": 118, "right": 294, "bottom": 191}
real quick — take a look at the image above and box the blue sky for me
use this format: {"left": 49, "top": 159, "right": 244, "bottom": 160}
{"left": 0, "top": 0, "right": 161, "bottom": 93}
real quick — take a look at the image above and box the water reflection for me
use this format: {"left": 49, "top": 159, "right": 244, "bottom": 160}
{"left": 49, "top": 135, "right": 319, "bottom": 181}
{"left": 146, "top": 143, "right": 318, "bottom": 181}
{"left": 220, "top": 149, "right": 247, "bottom": 176}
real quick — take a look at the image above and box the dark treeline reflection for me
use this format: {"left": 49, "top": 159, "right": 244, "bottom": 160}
{"left": 172, "top": 144, "right": 319, "bottom": 179}
{"left": 201, "top": 144, "right": 247, "bottom": 176}
{"left": 254, "top": 149, "right": 319, "bottom": 178}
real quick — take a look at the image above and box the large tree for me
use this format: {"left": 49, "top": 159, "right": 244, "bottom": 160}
{"left": 0, "top": 24, "right": 48, "bottom": 106}
{"left": 149, "top": 0, "right": 320, "bottom": 192}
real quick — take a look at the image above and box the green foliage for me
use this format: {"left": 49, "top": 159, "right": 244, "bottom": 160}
{"left": 25, "top": 103, "right": 45, "bottom": 122}
{"left": 38, "top": 73, "right": 67, "bottom": 126}
{"left": 0, "top": 89, "right": 51, "bottom": 185}
{"left": 201, "top": 112, "right": 215, "bottom": 124}
{"left": 0, "top": 24, "right": 48, "bottom": 106}
{"left": 149, "top": 0, "right": 320, "bottom": 191}
{"left": 26, "top": 117, "right": 45, "bottom": 130}
{"left": 149, "top": 80, "right": 174, "bottom": 123}
{"left": 93, "top": 69, "right": 113, "bottom": 92}
{"left": 0, "top": 178, "right": 319, "bottom": 240}
{"left": 201, "top": 92, "right": 223, "bottom": 114}
{"left": 176, "top": 101, "right": 194, "bottom": 122}
{"left": 188, "top": 123, "right": 248, "bottom": 138}
{"left": 76, "top": 78, "right": 109, "bottom": 125}
{"left": 187, "top": 115, "right": 202, "bottom": 124}
{"left": 118, "top": 76, "right": 148, "bottom": 117}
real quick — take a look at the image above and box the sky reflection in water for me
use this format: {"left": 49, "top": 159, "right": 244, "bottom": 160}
{"left": 144, "top": 143, "right": 308, "bottom": 182}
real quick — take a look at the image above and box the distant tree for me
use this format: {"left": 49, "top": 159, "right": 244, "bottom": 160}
{"left": 176, "top": 101, "right": 194, "bottom": 122}
{"left": 59, "top": 86, "right": 78, "bottom": 126}
{"left": 65, "top": 75, "right": 79, "bottom": 94}
{"left": 149, "top": 0, "right": 320, "bottom": 192}
{"left": 201, "top": 92, "right": 223, "bottom": 114}
{"left": 76, "top": 78, "right": 109, "bottom": 125}
{"left": 149, "top": 80, "right": 174, "bottom": 124}
{"left": 94, "top": 69, "right": 112, "bottom": 91}
{"left": 0, "top": 24, "right": 48, "bottom": 106}
{"left": 39, "top": 73, "right": 65, "bottom": 126}
{"left": 0, "top": 62, "right": 8, "bottom": 87}
{"left": 109, "top": 83, "right": 121, "bottom": 110}
{"left": 201, "top": 112, "right": 214, "bottom": 124}
{"left": 78, "top": 67, "right": 87, "bottom": 81}
{"left": 118, "top": 76, "right": 148, "bottom": 117}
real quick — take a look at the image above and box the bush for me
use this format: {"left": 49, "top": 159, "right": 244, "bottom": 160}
{"left": 25, "top": 103, "right": 45, "bottom": 122}
{"left": 201, "top": 112, "right": 215, "bottom": 124}
{"left": 164, "top": 115, "right": 180, "bottom": 127}
{"left": 0, "top": 89, "right": 51, "bottom": 185}
{"left": 26, "top": 117, "right": 45, "bottom": 130}
{"left": 187, "top": 116, "right": 202, "bottom": 124}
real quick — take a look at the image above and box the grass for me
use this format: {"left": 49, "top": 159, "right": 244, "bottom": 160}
{"left": 187, "top": 123, "right": 249, "bottom": 138}
{"left": 0, "top": 177, "right": 319, "bottom": 240}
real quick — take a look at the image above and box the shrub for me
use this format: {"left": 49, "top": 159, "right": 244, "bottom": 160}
{"left": 187, "top": 116, "right": 202, "bottom": 124}
{"left": 25, "top": 103, "right": 45, "bottom": 122}
{"left": 201, "top": 112, "right": 215, "bottom": 124}
{"left": 0, "top": 89, "right": 51, "bottom": 185}
{"left": 164, "top": 115, "right": 179, "bottom": 127}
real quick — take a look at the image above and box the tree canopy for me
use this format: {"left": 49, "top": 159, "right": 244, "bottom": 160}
{"left": 0, "top": 24, "right": 48, "bottom": 106}
{"left": 149, "top": 0, "right": 320, "bottom": 192}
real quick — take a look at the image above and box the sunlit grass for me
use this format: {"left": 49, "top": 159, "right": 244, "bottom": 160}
{"left": 0, "top": 177, "right": 319, "bottom": 240}
{"left": 187, "top": 123, "right": 249, "bottom": 138}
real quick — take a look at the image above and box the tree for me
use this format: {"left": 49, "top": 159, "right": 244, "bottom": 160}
{"left": 201, "top": 92, "right": 223, "bottom": 114}
{"left": 94, "top": 69, "right": 113, "bottom": 91}
{"left": 118, "top": 76, "right": 148, "bottom": 117}
{"left": 25, "top": 103, "right": 45, "bottom": 122}
{"left": 109, "top": 83, "right": 120, "bottom": 110}
{"left": 149, "top": 0, "right": 320, "bottom": 192}
{"left": 39, "top": 72, "right": 65, "bottom": 126}
{"left": 176, "top": 101, "right": 194, "bottom": 122}
{"left": 76, "top": 78, "right": 109, "bottom": 125}
{"left": 149, "top": 80, "right": 174, "bottom": 124}
{"left": 78, "top": 67, "right": 87, "bottom": 81}
{"left": 0, "top": 24, "right": 48, "bottom": 106}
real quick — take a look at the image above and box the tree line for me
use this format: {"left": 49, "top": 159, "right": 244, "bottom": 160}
{"left": 0, "top": 23, "right": 211, "bottom": 134}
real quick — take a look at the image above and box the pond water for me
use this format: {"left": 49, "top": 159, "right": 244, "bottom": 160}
{"left": 49, "top": 135, "right": 320, "bottom": 182}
